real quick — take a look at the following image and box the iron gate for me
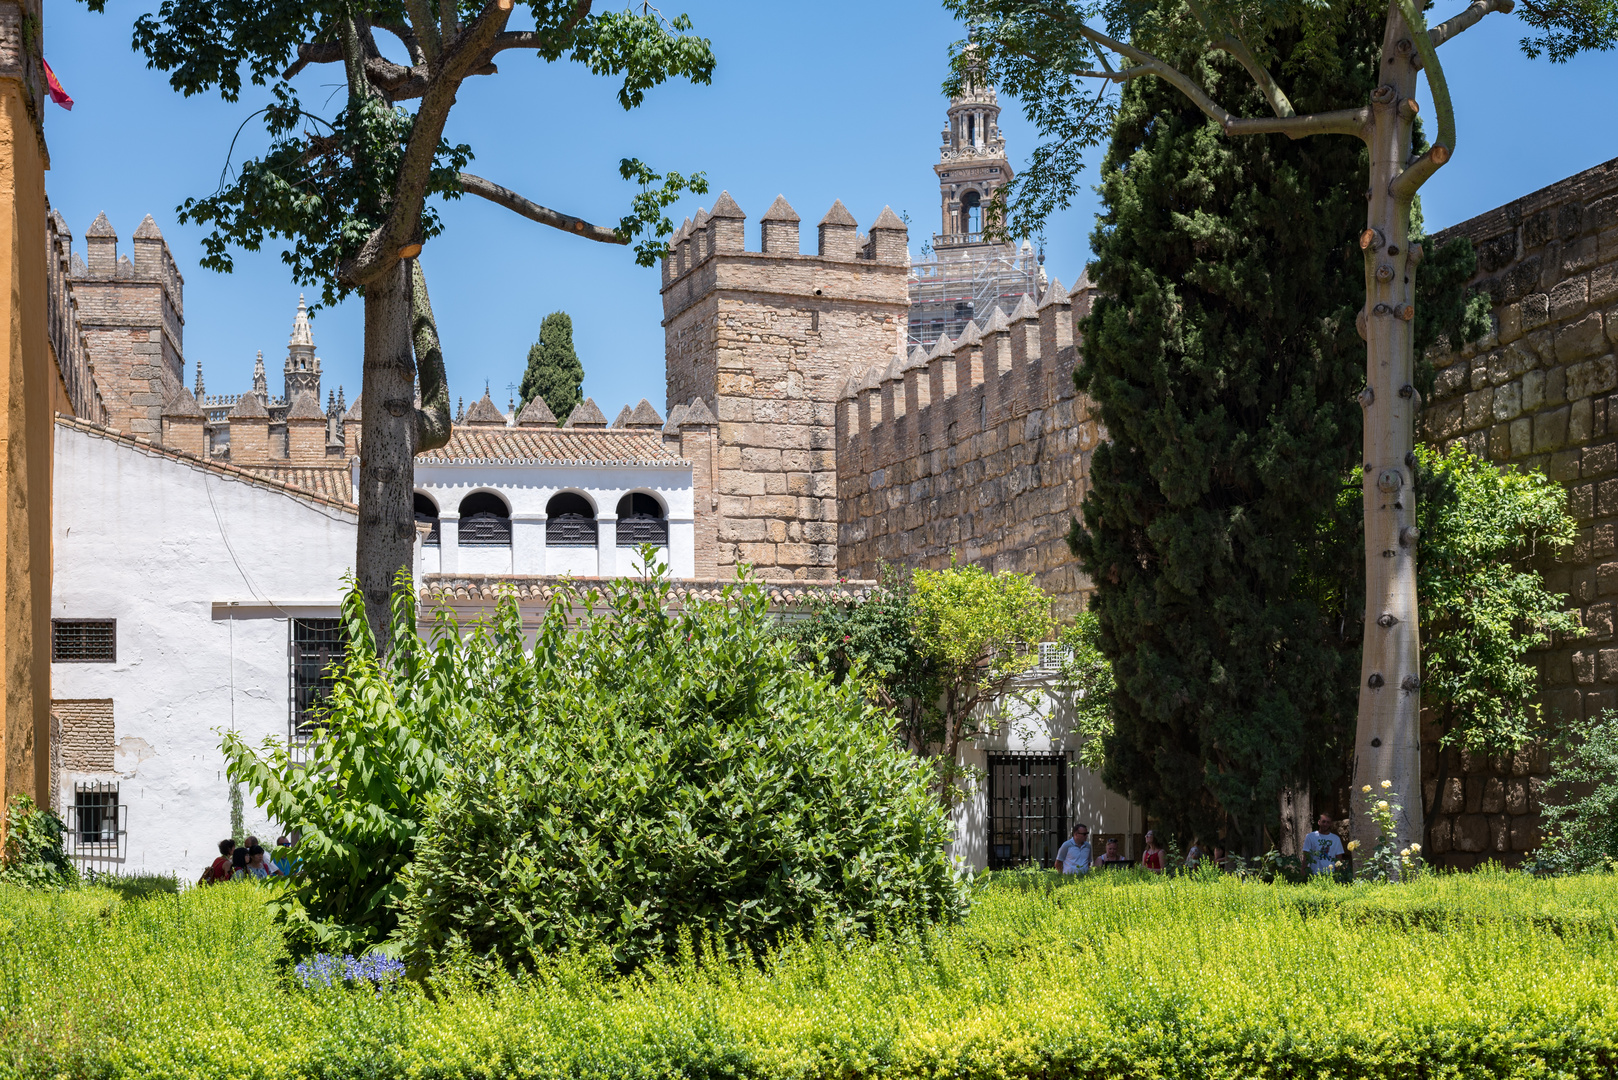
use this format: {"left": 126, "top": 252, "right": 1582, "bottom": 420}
{"left": 987, "top": 753, "right": 1068, "bottom": 869}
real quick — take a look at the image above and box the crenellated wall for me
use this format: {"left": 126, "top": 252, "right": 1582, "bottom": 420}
{"left": 836, "top": 275, "right": 1101, "bottom": 617}
{"left": 1421, "top": 155, "right": 1618, "bottom": 866}
{"left": 661, "top": 191, "right": 911, "bottom": 581}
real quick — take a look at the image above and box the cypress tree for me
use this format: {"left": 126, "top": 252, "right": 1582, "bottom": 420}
{"left": 1070, "top": 8, "right": 1485, "bottom": 848}
{"left": 519, "top": 312, "right": 585, "bottom": 421}
{"left": 1069, "top": 9, "right": 1377, "bottom": 847}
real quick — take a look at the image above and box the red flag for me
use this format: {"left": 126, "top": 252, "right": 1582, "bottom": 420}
{"left": 42, "top": 60, "right": 72, "bottom": 111}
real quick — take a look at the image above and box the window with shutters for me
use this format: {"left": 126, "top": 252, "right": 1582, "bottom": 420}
{"left": 458, "top": 491, "right": 511, "bottom": 545}
{"left": 546, "top": 491, "right": 597, "bottom": 547}
{"left": 615, "top": 492, "right": 668, "bottom": 546}
{"left": 52, "top": 620, "right": 116, "bottom": 663}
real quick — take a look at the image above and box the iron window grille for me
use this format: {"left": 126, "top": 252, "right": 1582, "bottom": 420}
{"left": 986, "top": 752, "right": 1068, "bottom": 870}
{"left": 547, "top": 514, "right": 598, "bottom": 547}
{"left": 65, "top": 780, "right": 126, "bottom": 873}
{"left": 617, "top": 516, "right": 668, "bottom": 546}
{"left": 458, "top": 512, "right": 511, "bottom": 545}
{"left": 52, "top": 620, "right": 116, "bottom": 663}
{"left": 290, "top": 618, "right": 344, "bottom": 754}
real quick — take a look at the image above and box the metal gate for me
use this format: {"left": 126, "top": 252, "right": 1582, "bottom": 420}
{"left": 987, "top": 753, "right": 1068, "bottom": 869}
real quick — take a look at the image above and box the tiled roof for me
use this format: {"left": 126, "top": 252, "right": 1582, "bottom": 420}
{"left": 235, "top": 464, "right": 355, "bottom": 504}
{"left": 56, "top": 415, "right": 358, "bottom": 513}
{"left": 423, "top": 575, "right": 875, "bottom": 609}
{"left": 416, "top": 427, "right": 686, "bottom": 466}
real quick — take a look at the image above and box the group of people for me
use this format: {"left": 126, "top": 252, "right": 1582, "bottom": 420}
{"left": 197, "top": 834, "right": 297, "bottom": 884}
{"left": 1053, "top": 823, "right": 1229, "bottom": 874}
{"left": 1051, "top": 813, "right": 1348, "bottom": 876}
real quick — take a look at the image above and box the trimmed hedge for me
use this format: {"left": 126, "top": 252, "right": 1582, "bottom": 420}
{"left": 6, "top": 869, "right": 1618, "bottom": 1080}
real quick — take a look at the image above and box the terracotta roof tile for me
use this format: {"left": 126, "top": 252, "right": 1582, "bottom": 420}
{"left": 417, "top": 426, "right": 685, "bottom": 465}
{"left": 235, "top": 464, "right": 355, "bottom": 503}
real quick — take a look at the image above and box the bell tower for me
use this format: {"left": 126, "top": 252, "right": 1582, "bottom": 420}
{"left": 934, "top": 81, "right": 1012, "bottom": 250}
{"left": 283, "top": 294, "right": 322, "bottom": 402}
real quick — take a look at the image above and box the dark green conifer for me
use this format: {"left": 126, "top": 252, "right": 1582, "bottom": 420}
{"left": 519, "top": 312, "right": 585, "bottom": 423}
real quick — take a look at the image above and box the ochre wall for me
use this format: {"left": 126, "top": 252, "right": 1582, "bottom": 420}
{"left": 0, "top": 62, "right": 51, "bottom": 804}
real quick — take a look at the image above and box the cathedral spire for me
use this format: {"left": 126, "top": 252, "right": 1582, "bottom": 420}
{"left": 290, "top": 293, "right": 314, "bottom": 347}
{"left": 252, "top": 350, "right": 267, "bottom": 400}
{"left": 285, "top": 294, "right": 321, "bottom": 403}
{"left": 193, "top": 358, "right": 205, "bottom": 399}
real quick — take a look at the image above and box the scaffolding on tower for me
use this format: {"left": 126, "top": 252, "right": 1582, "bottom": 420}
{"left": 907, "top": 238, "right": 1047, "bottom": 348}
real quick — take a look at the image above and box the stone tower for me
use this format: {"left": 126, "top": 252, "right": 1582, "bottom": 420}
{"left": 283, "top": 294, "right": 321, "bottom": 402}
{"left": 66, "top": 213, "right": 185, "bottom": 440}
{"left": 662, "top": 191, "right": 910, "bottom": 581}
{"left": 934, "top": 80, "right": 1011, "bottom": 247}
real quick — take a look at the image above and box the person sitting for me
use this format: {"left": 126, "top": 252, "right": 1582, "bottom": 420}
{"left": 1210, "top": 844, "right": 1228, "bottom": 870}
{"left": 1095, "top": 837, "right": 1129, "bottom": 867}
{"left": 245, "top": 846, "right": 272, "bottom": 880}
{"left": 1183, "top": 838, "right": 1204, "bottom": 870}
{"left": 198, "top": 838, "right": 235, "bottom": 886}
{"left": 1141, "top": 830, "right": 1166, "bottom": 872}
{"left": 273, "top": 835, "right": 295, "bottom": 877}
{"left": 229, "top": 847, "right": 251, "bottom": 880}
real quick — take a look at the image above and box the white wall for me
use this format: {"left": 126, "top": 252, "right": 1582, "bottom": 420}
{"left": 414, "top": 461, "right": 694, "bottom": 578}
{"left": 949, "top": 680, "right": 1139, "bottom": 871}
{"left": 52, "top": 424, "right": 357, "bottom": 879}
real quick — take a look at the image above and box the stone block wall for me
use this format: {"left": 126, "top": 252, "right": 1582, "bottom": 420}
{"left": 1421, "top": 155, "right": 1618, "bottom": 866}
{"left": 662, "top": 193, "right": 910, "bottom": 581}
{"left": 836, "top": 278, "right": 1101, "bottom": 618}
{"left": 67, "top": 213, "right": 184, "bottom": 440}
{"left": 46, "top": 210, "right": 106, "bottom": 423}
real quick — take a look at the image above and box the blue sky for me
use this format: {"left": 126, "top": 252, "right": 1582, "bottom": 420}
{"left": 44, "top": 2, "right": 1618, "bottom": 419}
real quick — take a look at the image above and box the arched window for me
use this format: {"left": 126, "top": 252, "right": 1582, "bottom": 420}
{"left": 546, "top": 491, "right": 597, "bottom": 547}
{"left": 458, "top": 491, "right": 511, "bottom": 545}
{"left": 615, "top": 492, "right": 668, "bottom": 547}
{"left": 962, "top": 190, "right": 982, "bottom": 236}
{"left": 414, "top": 493, "right": 440, "bottom": 545}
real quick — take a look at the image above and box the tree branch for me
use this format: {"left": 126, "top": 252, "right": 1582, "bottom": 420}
{"left": 1213, "top": 33, "right": 1296, "bottom": 117}
{"left": 1429, "top": 0, "right": 1517, "bottom": 47}
{"left": 283, "top": 40, "right": 341, "bottom": 80}
{"left": 402, "top": 0, "right": 442, "bottom": 63}
{"left": 1391, "top": 0, "right": 1458, "bottom": 200}
{"left": 410, "top": 259, "right": 452, "bottom": 452}
{"left": 374, "top": 20, "right": 427, "bottom": 67}
{"left": 439, "top": 0, "right": 461, "bottom": 42}
{"left": 1069, "top": 23, "right": 1366, "bottom": 139}
{"left": 457, "top": 172, "right": 625, "bottom": 244}
{"left": 341, "top": 0, "right": 516, "bottom": 288}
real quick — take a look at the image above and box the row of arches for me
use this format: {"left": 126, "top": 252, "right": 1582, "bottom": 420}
{"left": 413, "top": 490, "right": 668, "bottom": 548}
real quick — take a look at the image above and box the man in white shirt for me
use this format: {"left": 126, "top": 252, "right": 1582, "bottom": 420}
{"left": 1302, "top": 813, "right": 1345, "bottom": 875}
{"left": 1054, "top": 823, "right": 1092, "bottom": 874}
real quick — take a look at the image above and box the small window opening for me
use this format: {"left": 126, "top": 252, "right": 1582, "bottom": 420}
{"left": 459, "top": 491, "right": 512, "bottom": 546}
{"left": 963, "top": 190, "right": 983, "bottom": 235}
{"left": 53, "top": 620, "right": 116, "bottom": 663}
{"left": 290, "top": 618, "right": 344, "bottom": 753}
{"left": 616, "top": 492, "right": 668, "bottom": 547}
{"left": 967, "top": 115, "right": 975, "bottom": 145}
{"left": 546, "top": 492, "right": 597, "bottom": 547}
{"left": 414, "top": 493, "right": 440, "bottom": 545}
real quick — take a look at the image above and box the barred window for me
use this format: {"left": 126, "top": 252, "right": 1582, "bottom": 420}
{"left": 290, "top": 618, "right": 344, "bottom": 747}
{"left": 73, "top": 782, "right": 119, "bottom": 845}
{"left": 458, "top": 491, "right": 511, "bottom": 546}
{"left": 615, "top": 492, "right": 668, "bottom": 547}
{"left": 52, "top": 620, "right": 116, "bottom": 663}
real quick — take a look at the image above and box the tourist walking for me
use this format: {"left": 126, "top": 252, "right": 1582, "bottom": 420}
{"left": 1054, "top": 824, "right": 1092, "bottom": 874}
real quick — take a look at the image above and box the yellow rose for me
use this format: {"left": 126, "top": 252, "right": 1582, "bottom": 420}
{"left": 1399, "top": 848, "right": 1410, "bottom": 858}
{"left": 1380, "top": 780, "right": 1392, "bottom": 790}
{"left": 1409, "top": 843, "right": 1421, "bottom": 853}
{"left": 1376, "top": 800, "right": 1389, "bottom": 811}
{"left": 1361, "top": 784, "right": 1372, "bottom": 794}
{"left": 1346, "top": 839, "right": 1361, "bottom": 851}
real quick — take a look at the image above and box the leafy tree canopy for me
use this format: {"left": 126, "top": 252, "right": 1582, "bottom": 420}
{"left": 519, "top": 311, "right": 584, "bottom": 421}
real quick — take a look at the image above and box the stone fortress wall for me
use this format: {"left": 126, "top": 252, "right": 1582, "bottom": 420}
{"left": 835, "top": 277, "right": 1100, "bottom": 618}
{"left": 1421, "top": 155, "right": 1618, "bottom": 866}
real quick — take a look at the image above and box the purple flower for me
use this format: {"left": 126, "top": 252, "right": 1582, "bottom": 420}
{"left": 295, "top": 951, "right": 404, "bottom": 989}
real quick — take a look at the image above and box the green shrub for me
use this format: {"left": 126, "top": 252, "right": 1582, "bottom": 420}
{"left": 396, "top": 567, "right": 967, "bottom": 972}
{"left": 11, "top": 872, "right": 1618, "bottom": 1080}
{"left": 1538, "top": 709, "right": 1618, "bottom": 873}
{"left": 0, "top": 795, "right": 76, "bottom": 888}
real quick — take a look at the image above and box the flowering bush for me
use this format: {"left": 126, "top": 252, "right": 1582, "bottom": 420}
{"left": 294, "top": 952, "right": 405, "bottom": 989}
{"left": 1358, "top": 781, "right": 1422, "bottom": 882}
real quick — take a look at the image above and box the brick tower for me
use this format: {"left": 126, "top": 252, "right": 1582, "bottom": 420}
{"left": 662, "top": 191, "right": 909, "bottom": 580}
{"left": 283, "top": 294, "right": 321, "bottom": 402}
